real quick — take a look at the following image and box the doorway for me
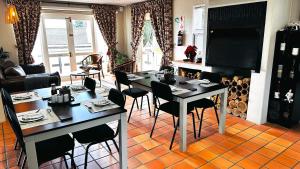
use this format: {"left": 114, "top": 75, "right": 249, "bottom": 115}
{"left": 41, "top": 13, "right": 96, "bottom": 76}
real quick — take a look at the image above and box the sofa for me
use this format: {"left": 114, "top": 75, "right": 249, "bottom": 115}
{"left": 0, "top": 60, "right": 61, "bottom": 93}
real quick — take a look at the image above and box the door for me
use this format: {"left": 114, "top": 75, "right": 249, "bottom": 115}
{"left": 41, "top": 14, "right": 95, "bottom": 76}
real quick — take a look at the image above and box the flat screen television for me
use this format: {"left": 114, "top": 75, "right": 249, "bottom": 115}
{"left": 206, "top": 28, "right": 262, "bottom": 72}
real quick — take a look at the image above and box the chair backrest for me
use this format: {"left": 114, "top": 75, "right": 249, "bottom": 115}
{"left": 84, "top": 77, "right": 96, "bottom": 92}
{"left": 151, "top": 81, "right": 173, "bottom": 102}
{"left": 1, "top": 88, "right": 15, "bottom": 112}
{"left": 5, "top": 106, "right": 25, "bottom": 150}
{"left": 115, "top": 71, "right": 130, "bottom": 86}
{"left": 108, "top": 88, "right": 125, "bottom": 108}
{"left": 200, "top": 71, "right": 221, "bottom": 83}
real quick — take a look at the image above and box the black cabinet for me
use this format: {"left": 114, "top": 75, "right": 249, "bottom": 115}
{"left": 268, "top": 30, "right": 300, "bottom": 128}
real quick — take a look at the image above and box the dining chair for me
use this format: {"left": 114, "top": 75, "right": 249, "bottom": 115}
{"left": 72, "top": 88, "right": 125, "bottom": 169}
{"left": 4, "top": 106, "right": 75, "bottom": 169}
{"left": 115, "top": 70, "right": 151, "bottom": 122}
{"left": 150, "top": 81, "right": 197, "bottom": 150}
{"left": 193, "top": 71, "right": 221, "bottom": 137}
{"left": 80, "top": 54, "right": 104, "bottom": 78}
{"left": 84, "top": 77, "right": 96, "bottom": 92}
{"left": 1, "top": 88, "right": 19, "bottom": 151}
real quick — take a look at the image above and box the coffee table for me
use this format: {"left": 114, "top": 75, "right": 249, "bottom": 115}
{"left": 70, "top": 70, "right": 101, "bottom": 86}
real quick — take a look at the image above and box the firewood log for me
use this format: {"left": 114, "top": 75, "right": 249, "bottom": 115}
{"left": 240, "top": 112, "right": 247, "bottom": 119}
{"left": 229, "top": 100, "right": 237, "bottom": 109}
{"left": 237, "top": 101, "right": 247, "bottom": 113}
{"left": 232, "top": 108, "right": 242, "bottom": 116}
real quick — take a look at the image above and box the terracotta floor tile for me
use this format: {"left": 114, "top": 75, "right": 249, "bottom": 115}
{"left": 160, "top": 152, "right": 184, "bottom": 166}
{"left": 237, "top": 158, "right": 261, "bottom": 169}
{"left": 210, "top": 157, "right": 233, "bottom": 169}
{"left": 128, "top": 145, "right": 146, "bottom": 158}
{"left": 244, "top": 128, "right": 262, "bottom": 136}
{"left": 135, "top": 151, "right": 156, "bottom": 164}
{"left": 257, "top": 133, "right": 277, "bottom": 142}
{"left": 229, "top": 165, "right": 244, "bottom": 169}
{"left": 294, "top": 163, "right": 300, "bottom": 169}
{"left": 186, "top": 142, "right": 205, "bottom": 154}
{"left": 272, "top": 138, "right": 293, "bottom": 147}
{"left": 140, "top": 139, "right": 161, "bottom": 150}
{"left": 184, "top": 155, "right": 207, "bottom": 168}
{"left": 128, "top": 157, "right": 142, "bottom": 169}
{"left": 171, "top": 161, "right": 195, "bottom": 169}
{"left": 222, "top": 151, "right": 244, "bottom": 163}
{"left": 197, "top": 149, "right": 218, "bottom": 162}
{"left": 247, "top": 153, "right": 269, "bottom": 165}
{"left": 149, "top": 145, "right": 169, "bottom": 157}
{"left": 241, "top": 141, "right": 261, "bottom": 152}
{"left": 257, "top": 147, "right": 279, "bottom": 159}
{"left": 144, "top": 159, "right": 165, "bottom": 169}
{"left": 133, "top": 133, "right": 150, "bottom": 143}
{"left": 265, "top": 142, "right": 286, "bottom": 153}
{"left": 274, "top": 154, "right": 298, "bottom": 168}
{"left": 289, "top": 143, "right": 300, "bottom": 153}
{"left": 265, "top": 160, "right": 290, "bottom": 169}
{"left": 199, "top": 163, "right": 218, "bottom": 169}
{"left": 282, "top": 149, "right": 300, "bottom": 161}
{"left": 231, "top": 146, "right": 252, "bottom": 157}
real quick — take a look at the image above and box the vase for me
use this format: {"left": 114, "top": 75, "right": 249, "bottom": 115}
{"left": 189, "top": 54, "right": 195, "bottom": 62}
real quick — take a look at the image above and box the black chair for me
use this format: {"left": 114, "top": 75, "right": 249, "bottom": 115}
{"left": 150, "top": 81, "right": 197, "bottom": 150}
{"left": 1, "top": 89, "right": 19, "bottom": 151}
{"left": 115, "top": 71, "right": 151, "bottom": 122}
{"left": 4, "top": 106, "right": 75, "bottom": 169}
{"left": 84, "top": 77, "right": 96, "bottom": 92}
{"left": 193, "top": 71, "right": 221, "bottom": 137}
{"left": 72, "top": 88, "right": 125, "bottom": 169}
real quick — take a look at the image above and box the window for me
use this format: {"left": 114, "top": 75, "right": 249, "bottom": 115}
{"left": 193, "top": 5, "right": 206, "bottom": 58}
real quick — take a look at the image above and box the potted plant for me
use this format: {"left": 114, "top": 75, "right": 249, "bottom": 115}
{"left": 184, "top": 45, "right": 197, "bottom": 62}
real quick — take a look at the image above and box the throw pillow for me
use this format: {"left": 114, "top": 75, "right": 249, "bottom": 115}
{"left": 1, "top": 59, "right": 16, "bottom": 70}
{"left": 4, "top": 65, "right": 26, "bottom": 78}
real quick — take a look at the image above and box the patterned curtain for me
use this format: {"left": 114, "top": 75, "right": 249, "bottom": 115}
{"left": 13, "top": 0, "right": 41, "bottom": 64}
{"left": 130, "top": 0, "right": 173, "bottom": 67}
{"left": 91, "top": 4, "right": 119, "bottom": 71}
{"left": 150, "top": 0, "right": 173, "bottom": 66}
{"left": 130, "top": 3, "right": 148, "bottom": 61}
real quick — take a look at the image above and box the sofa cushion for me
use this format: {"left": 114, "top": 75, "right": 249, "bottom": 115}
{"left": 4, "top": 66, "right": 26, "bottom": 78}
{"left": 1, "top": 60, "right": 16, "bottom": 70}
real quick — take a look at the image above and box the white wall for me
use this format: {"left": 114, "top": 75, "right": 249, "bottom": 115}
{"left": 0, "top": 0, "right": 18, "bottom": 64}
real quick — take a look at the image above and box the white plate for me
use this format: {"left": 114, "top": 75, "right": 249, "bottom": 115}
{"left": 20, "top": 115, "right": 45, "bottom": 123}
{"left": 93, "top": 100, "right": 110, "bottom": 107}
{"left": 13, "top": 95, "right": 32, "bottom": 100}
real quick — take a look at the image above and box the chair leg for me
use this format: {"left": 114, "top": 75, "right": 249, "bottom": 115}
{"left": 17, "top": 148, "right": 23, "bottom": 166}
{"left": 146, "top": 95, "right": 151, "bottom": 116}
{"left": 14, "top": 139, "right": 18, "bottom": 150}
{"left": 112, "top": 139, "right": 119, "bottom": 152}
{"left": 84, "top": 144, "right": 92, "bottom": 169}
{"left": 105, "top": 141, "right": 112, "bottom": 153}
{"left": 150, "top": 109, "right": 160, "bottom": 138}
{"left": 170, "top": 119, "right": 180, "bottom": 150}
{"left": 136, "top": 98, "right": 139, "bottom": 109}
{"left": 101, "top": 69, "right": 104, "bottom": 79}
{"left": 71, "top": 146, "right": 76, "bottom": 168}
{"left": 128, "top": 98, "right": 136, "bottom": 123}
{"left": 21, "top": 155, "right": 27, "bottom": 169}
{"left": 63, "top": 155, "right": 68, "bottom": 168}
{"left": 198, "top": 108, "right": 205, "bottom": 138}
{"left": 140, "top": 96, "right": 143, "bottom": 110}
{"left": 191, "top": 113, "right": 197, "bottom": 139}
{"left": 172, "top": 115, "right": 176, "bottom": 128}
{"left": 214, "top": 106, "right": 220, "bottom": 124}
{"left": 195, "top": 108, "right": 200, "bottom": 120}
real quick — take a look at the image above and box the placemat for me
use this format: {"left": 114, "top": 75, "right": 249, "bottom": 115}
{"left": 17, "top": 108, "right": 60, "bottom": 130}
{"left": 170, "top": 86, "right": 191, "bottom": 95}
{"left": 81, "top": 99, "right": 120, "bottom": 113}
{"left": 12, "top": 92, "right": 42, "bottom": 104}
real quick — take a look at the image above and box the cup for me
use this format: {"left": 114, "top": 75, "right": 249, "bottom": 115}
{"left": 63, "top": 94, "right": 69, "bottom": 102}
{"left": 51, "top": 94, "right": 57, "bottom": 103}
{"left": 58, "top": 95, "right": 63, "bottom": 103}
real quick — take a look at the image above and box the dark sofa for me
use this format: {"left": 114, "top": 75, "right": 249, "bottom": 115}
{"left": 0, "top": 63, "right": 61, "bottom": 93}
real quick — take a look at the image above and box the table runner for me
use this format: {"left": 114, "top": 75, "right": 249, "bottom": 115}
{"left": 17, "top": 108, "right": 60, "bottom": 129}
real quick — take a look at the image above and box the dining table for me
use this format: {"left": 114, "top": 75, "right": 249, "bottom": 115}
{"left": 129, "top": 70, "right": 228, "bottom": 152}
{"left": 12, "top": 87, "right": 128, "bottom": 169}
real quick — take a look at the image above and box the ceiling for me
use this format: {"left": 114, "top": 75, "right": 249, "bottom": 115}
{"left": 47, "top": 0, "right": 147, "bottom": 6}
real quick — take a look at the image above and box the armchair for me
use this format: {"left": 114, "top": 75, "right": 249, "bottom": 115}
{"left": 80, "top": 54, "right": 104, "bottom": 78}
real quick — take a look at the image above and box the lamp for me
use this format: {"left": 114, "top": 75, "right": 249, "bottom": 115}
{"left": 5, "top": 1, "right": 19, "bottom": 24}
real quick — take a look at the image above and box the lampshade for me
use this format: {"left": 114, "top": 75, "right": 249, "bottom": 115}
{"left": 5, "top": 4, "right": 19, "bottom": 24}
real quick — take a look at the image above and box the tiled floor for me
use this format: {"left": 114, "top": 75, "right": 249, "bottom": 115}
{"left": 1, "top": 77, "right": 300, "bottom": 169}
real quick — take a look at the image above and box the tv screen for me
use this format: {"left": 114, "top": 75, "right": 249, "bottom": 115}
{"left": 206, "top": 28, "right": 262, "bottom": 72}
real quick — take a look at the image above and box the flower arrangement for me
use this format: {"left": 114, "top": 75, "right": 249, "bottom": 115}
{"left": 184, "top": 45, "right": 197, "bottom": 62}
